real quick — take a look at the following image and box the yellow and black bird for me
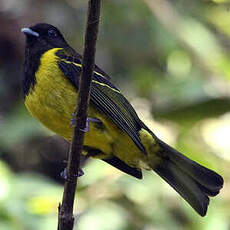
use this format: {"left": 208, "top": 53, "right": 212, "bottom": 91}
{"left": 21, "top": 23, "right": 223, "bottom": 216}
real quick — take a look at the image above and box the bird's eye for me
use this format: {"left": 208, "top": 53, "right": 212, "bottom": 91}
{"left": 48, "top": 29, "right": 57, "bottom": 37}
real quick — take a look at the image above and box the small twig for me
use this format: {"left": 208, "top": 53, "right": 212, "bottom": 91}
{"left": 57, "top": 1, "right": 101, "bottom": 230}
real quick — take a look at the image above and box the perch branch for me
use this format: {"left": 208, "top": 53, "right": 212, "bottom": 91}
{"left": 57, "top": 0, "right": 101, "bottom": 229}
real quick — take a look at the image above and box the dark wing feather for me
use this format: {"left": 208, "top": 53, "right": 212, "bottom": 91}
{"left": 57, "top": 49, "right": 145, "bottom": 153}
{"left": 56, "top": 48, "right": 110, "bottom": 80}
{"left": 90, "top": 81, "right": 145, "bottom": 152}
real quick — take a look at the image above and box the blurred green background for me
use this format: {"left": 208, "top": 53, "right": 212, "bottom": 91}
{"left": 0, "top": 0, "right": 229, "bottom": 229}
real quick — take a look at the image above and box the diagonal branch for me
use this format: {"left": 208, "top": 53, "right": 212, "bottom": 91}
{"left": 57, "top": 1, "right": 101, "bottom": 230}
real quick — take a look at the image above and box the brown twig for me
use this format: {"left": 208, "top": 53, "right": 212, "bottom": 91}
{"left": 57, "top": 1, "right": 101, "bottom": 230}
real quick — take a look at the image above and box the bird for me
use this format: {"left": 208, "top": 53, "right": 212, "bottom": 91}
{"left": 21, "top": 23, "right": 223, "bottom": 216}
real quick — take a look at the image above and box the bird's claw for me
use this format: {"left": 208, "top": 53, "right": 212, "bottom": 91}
{"left": 70, "top": 114, "right": 101, "bottom": 133}
{"left": 70, "top": 113, "right": 77, "bottom": 128}
{"left": 60, "top": 167, "right": 84, "bottom": 180}
{"left": 80, "top": 117, "right": 101, "bottom": 132}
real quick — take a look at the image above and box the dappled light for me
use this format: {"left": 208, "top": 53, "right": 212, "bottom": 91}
{"left": 0, "top": 0, "right": 229, "bottom": 229}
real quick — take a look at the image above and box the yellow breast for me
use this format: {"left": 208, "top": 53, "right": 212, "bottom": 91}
{"left": 25, "top": 48, "right": 112, "bottom": 154}
{"left": 25, "top": 48, "right": 76, "bottom": 138}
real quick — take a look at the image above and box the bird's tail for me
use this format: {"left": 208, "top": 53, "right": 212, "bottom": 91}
{"left": 149, "top": 139, "right": 223, "bottom": 216}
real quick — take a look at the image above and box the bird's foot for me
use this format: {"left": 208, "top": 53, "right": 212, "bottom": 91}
{"left": 70, "top": 113, "right": 77, "bottom": 128}
{"left": 80, "top": 117, "right": 101, "bottom": 132}
{"left": 70, "top": 114, "right": 101, "bottom": 132}
{"left": 60, "top": 167, "right": 84, "bottom": 180}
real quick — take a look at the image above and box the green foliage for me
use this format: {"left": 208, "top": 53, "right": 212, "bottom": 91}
{"left": 0, "top": 0, "right": 229, "bottom": 229}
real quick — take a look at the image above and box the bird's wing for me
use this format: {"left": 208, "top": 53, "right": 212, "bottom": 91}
{"left": 57, "top": 47, "right": 111, "bottom": 79}
{"left": 57, "top": 49, "right": 146, "bottom": 153}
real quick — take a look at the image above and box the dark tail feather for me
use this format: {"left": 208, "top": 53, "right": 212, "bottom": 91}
{"left": 152, "top": 139, "right": 223, "bottom": 216}
{"left": 154, "top": 160, "right": 209, "bottom": 216}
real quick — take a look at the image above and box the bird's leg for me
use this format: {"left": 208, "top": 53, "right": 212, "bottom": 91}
{"left": 70, "top": 114, "right": 101, "bottom": 132}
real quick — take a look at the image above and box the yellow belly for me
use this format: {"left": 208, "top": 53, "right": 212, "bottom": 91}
{"left": 25, "top": 48, "right": 149, "bottom": 168}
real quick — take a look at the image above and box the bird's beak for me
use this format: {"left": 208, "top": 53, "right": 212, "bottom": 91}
{"left": 21, "top": 28, "right": 39, "bottom": 37}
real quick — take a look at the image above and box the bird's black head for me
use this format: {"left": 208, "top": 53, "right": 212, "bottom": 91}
{"left": 21, "top": 23, "right": 70, "bottom": 96}
{"left": 21, "top": 23, "right": 68, "bottom": 50}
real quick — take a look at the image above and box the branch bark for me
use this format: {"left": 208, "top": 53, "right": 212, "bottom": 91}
{"left": 57, "top": 1, "right": 101, "bottom": 229}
